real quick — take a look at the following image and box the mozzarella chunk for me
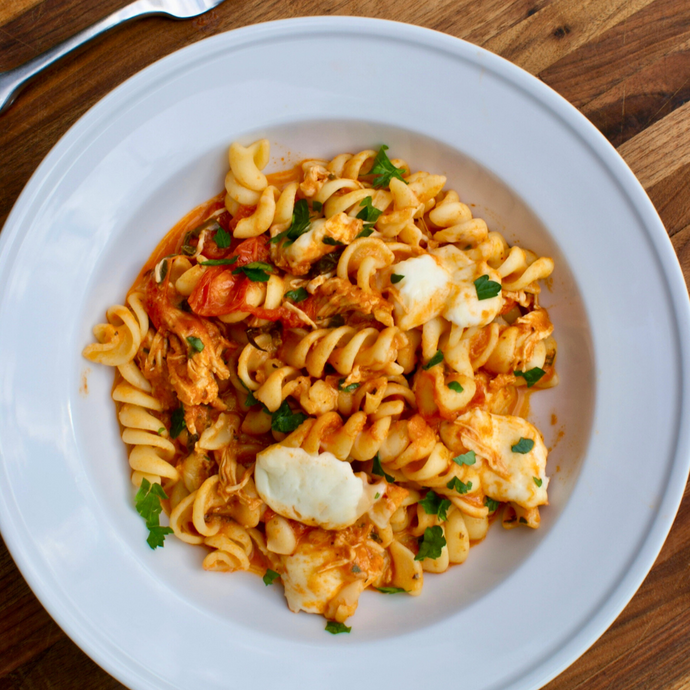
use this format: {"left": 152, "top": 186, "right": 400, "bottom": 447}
{"left": 433, "top": 246, "right": 504, "bottom": 328}
{"left": 456, "top": 408, "right": 549, "bottom": 509}
{"left": 255, "top": 445, "right": 381, "bottom": 530}
{"left": 390, "top": 254, "right": 453, "bottom": 329}
{"left": 280, "top": 541, "right": 346, "bottom": 615}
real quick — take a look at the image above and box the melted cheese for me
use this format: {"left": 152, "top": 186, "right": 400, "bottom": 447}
{"left": 433, "top": 246, "right": 504, "bottom": 328}
{"left": 254, "top": 445, "right": 380, "bottom": 530}
{"left": 457, "top": 408, "right": 549, "bottom": 509}
{"left": 390, "top": 254, "right": 453, "bottom": 329}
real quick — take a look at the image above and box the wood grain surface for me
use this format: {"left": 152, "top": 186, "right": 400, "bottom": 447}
{"left": 1, "top": 1, "right": 689, "bottom": 688}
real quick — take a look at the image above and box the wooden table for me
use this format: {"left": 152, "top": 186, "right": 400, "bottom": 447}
{"left": 1, "top": 1, "right": 689, "bottom": 688}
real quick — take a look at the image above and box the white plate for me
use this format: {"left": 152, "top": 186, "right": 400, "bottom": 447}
{"left": 1, "top": 16, "right": 689, "bottom": 690}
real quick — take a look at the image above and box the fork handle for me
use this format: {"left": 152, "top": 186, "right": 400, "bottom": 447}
{"left": 0, "top": 0, "right": 163, "bottom": 115}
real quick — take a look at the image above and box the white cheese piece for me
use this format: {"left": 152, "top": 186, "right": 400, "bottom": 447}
{"left": 457, "top": 408, "right": 549, "bottom": 509}
{"left": 255, "top": 445, "right": 380, "bottom": 530}
{"left": 432, "top": 247, "right": 504, "bottom": 328}
{"left": 390, "top": 254, "right": 453, "bottom": 329}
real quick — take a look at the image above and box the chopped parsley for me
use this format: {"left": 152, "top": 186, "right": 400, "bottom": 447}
{"left": 271, "top": 400, "right": 308, "bottom": 434}
{"left": 533, "top": 477, "right": 543, "bottom": 488}
{"left": 514, "top": 367, "right": 546, "bottom": 388}
{"left": 423, "top": 350, "right": 444, "bottom": 370}
{"left": 285, "top": 287, "right": 309, "bottom": 303}
{"left": 322, "top": 236, "right": 344, "bottom": 246}
{"left": 519, "top": 517, "right": 529, "bottom": 524}
{"left": 199, "top": 257, "right": 238, "bottom": 266}
{"left": 170, "top": 406, "right": 186, "bottom": 439}
{"left": 312, "top": 200, "right": 323, "bottom": 212}
{"left": 512, "top": 437, "right": 535, "bottom": 454}
{"left": 338, "top": 379, "right": 360, "bottom": 393}
{"left": 419, "top": 490, "right": 451, "bottom": 522}
{"left": 364, "top": 145, "right": 408, "bottom": 188}
{"left": 484, "top": 497, "right": 500, "bottom": 513}
{"left": 186, "top": 336, "right": 204, "bottom": 353}
{"left": 376, "top": 587, "right": 407, "bottom": 594}
{"left": 372, "top": 453, "right": 395, "bottom": 483}
{"left": 391, "top": 273, "right": 404, "bottom": 284}
{"left": 448, "top": 381, "right": 464, "bottom": 393}
{"left": 232, "top": 261, "right": 273, "bottom": 282}
{"left": 415, "top": 526, "right": 446, "bottom": 561}
{"left": 474, "top": 274, "right": 502, "bottom": 300}
{"left": 244, "top": 389, "right": 261, "bottom": 407}
{"left": 446, "top": 477, "right": 472, "bottom": 494}
{"left": 356, "top": 227, "right": 375, "bottom": 238}
{"left": 134, "top": 478, "right": 173, "bottom": 549}
{"left": 452, "top": 450, "right": 476, "bottom": 466}
{"left": 214, "top": 227, "right": 231, "bottom": 248}
{"left": 356, "top": 196, "right": 383, "bottom": 233}
{"left": 263, "top": 569, "right": 280, "bottom": 585}
{"left": 270, "top": 199, "right": 311, "bottom": 245}
{"left": 374, "top": 492, "right": 381, "bottom": 500}
{"left": 325, "top": 621, "right": 351, "bottom": 634}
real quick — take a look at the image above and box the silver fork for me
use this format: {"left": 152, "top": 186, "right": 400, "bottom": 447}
{"left": 0, "top": 0, "right": 227, "bottom": 115}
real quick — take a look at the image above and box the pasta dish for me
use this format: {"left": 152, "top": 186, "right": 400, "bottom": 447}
{"left": 83, "top": 139, "right": 557, "bottom": 631}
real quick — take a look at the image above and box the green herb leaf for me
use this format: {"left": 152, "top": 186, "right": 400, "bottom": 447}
{"left": 312, "top": 200, "right": 323, "bottom": 212}
{"left": 271, "top": 400, "right": 308, "bottom": 434}
{"left": 448, "top": 381, "right": 464, "bottom": 394}
{"left": 423, "top": 350, "right": 444, "bottom": 370}
{"left": 325, "top": 621, "right": 351, "bottom": 634}
{"left": 372, "top": 454, "right": 395, "bottom": 483}
{"left": 232, "top": 261, "right": 273, "bottom": 282}
{"left": 452, "top": 450, "right": 476, "bottom": 466}
{"left": 338, "top": 379, "right": 360, "bottom": 393}
{"left": 170, "top": 406, "right": 186, "bottom": 439}
{"left": 355, "top": 196, "right": 383, "bottom": 235}
{"left": 271, "top": 199, "right": 311, "bottom": 245}
{"left": 415, "top": 525, "right": 446, "bottom": 561}
{"left": 512, "top": 437, "right": 535, "bottom": 454}
{"left": 356, "top": 227, "right": 374, "bottom": 239}
{"left": 474, "top": 274, "right": 502, "bottom": 300}
{"left": 285, "top": 287, "right": 309, "bottom": 303}
{"left": 446, "top": 477, "right": 473, "bottom": 494}
{"left": 484, "top": 497, "right": 500, "bottom": 513}
{"left": 263, "top": 569, "right": 280, "bottom": 585}
{"left": 186, "top": 336, "right": 204, "bottom": 353}
{"left": 391, "top": 273, "right": 404, "bottom": 284}
{"left": 374, "top": 492, "right": 381, "bottom": 500}
{"left": 244, "top": 390, "right": 260, "bottom": 407}
{"left": 519, "top": 517, "right": 529, "bottom": 524}
{"left": 419, "top": 490, "right": 452, "bottom": 522}
{"left": 214, "top": 227, "right": 231, "bottom": 249}
{"left": 364, "top": 145, "right": 408, "bottom": 189}
{"left": 134, "top": 479, "right": 173, "bottom": 549}
{"left": 514, "top": 367, "right": 546, "bottom": 388}
{"left": 376, "top": 587, "right": 407, "bottom": 594}
{"left": 199, "top": 257, "right": 238, "bottom": 266}
{"left": 322, "top": 236, "right": 345, "bottom": 246}
{"left": 533, "top": 476, "right": 543, "bottom": 488}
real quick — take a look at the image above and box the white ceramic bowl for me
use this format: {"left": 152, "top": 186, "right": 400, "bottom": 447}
{"left": 0, "top": 17, "right": 688, "bottom": 690}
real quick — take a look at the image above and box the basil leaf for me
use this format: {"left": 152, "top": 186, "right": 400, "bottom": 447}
{"left": 474, "top": 274, "right": 502, "bottom": 300}
{"left": 214, "top": 227, "right": 231, "bottom": 249}
{"left": 285, "top": 287, "right": 309, "bottom": 303}
{"left": 376, "top": 587, "right": 407, "bottom": 594}
{"left": 364, "top": 145, "right": 408, "bottom": 189}
{"left": 446, "top": 477, "right": 472, "bottom": 494}
{"left": 415, "top": 525, "right": 446, "bottom": 561}
{"left": 448, "top": 381, "right": 464, "bottom": 393}
{"left": 512, "top": 437, "right": 535, "bottom": 454}
{"left": 452, "top": 450, "right": 476, "bottom": 466}
{"left": 199, "top": 257, "right": 238, "bottom": 266}
{"left": 170, "top": 406, "right": 186, "bottom": 439}
{"left": 271, "top": 400, "right": 308, "bottom": 434}
{"left": 514, "top": 367, "right": 546, "bottom": 388}
{"left": 263, "top": 569, "right": 280, "bottom": 585}
{"left": 391, "top": 273, "right": 404, "bottom": 284}
{"left": 423, "top": 350, "right": 444, "bottom": 370}
{"left": 325, "top": 621, "right": 351, "bottom": 634}
{"left": 372, "top": 453, "right": 395, "bottom": 483}
{"left": 186, "top": 336, "right": 204, "bottom": 353}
